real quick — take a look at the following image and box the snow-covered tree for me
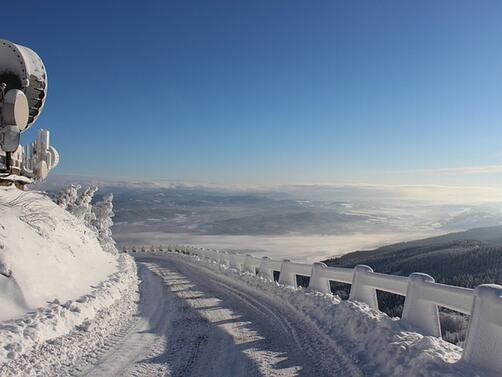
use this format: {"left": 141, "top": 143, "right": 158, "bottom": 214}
{"left": 91, "top": 193, "right": 117, "bottom": 254}
{"left": 57, "top": 185, "right": 98, "bottom": 226}
{"left": 57, "top": 184, "right": 81, "bottom": 210}
{"left": 72, "top": 186, "right": 98, "bottom": 226}
{"left": 56, "top": 185, "right": 98, "bottom": 228}
{"left": 55, "top": 185, "right": 117, "bottom": 253}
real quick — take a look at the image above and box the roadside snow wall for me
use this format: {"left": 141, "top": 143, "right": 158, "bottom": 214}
{"left": 0, "top": 186, "right": 139, "bottom": 375}
{"left": 0, "top": 187, "right": 118, "bottom": 321}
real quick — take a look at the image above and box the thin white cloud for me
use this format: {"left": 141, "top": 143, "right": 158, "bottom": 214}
{"left": 39, "top": 174, "right": 502, "bottom": 204}
{"left": 279, "top": 183, "right": 502, "bottom": 204}
{"left": 392, "top": 164, "right": 502, "bottom": 175}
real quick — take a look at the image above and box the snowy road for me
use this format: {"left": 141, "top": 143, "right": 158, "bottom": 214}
{"left": 81, "top": 254, "right": 360, "bottom": 377}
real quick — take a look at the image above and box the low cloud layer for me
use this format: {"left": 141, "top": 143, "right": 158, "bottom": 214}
{"left": 39, "top": 174, "right": 502, "bottom": 205}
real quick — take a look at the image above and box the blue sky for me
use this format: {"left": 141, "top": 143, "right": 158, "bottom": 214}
{"left": 3, "top": 1, "right": 502, "bottom": 186}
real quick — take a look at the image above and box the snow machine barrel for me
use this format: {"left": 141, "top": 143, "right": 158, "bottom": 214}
{"left": 0, "top": 39, "right": 47, "bottom": 132}
{"left": 0, "top": 38, "right": 57, "bottom": 184}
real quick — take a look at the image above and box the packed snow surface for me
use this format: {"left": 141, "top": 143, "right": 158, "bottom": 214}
{"left": 0, "top": 187, "right": 118, "bottom": 321}
{"left": 82, "top": 254, "right": 360, "bottom": 377}
{"left": 0, "top": 254, "right": 138, "bottom": 376}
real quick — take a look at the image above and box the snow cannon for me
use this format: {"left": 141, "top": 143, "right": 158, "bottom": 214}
{"left": 0, "top": 39, "right": 58, "bottom": 186}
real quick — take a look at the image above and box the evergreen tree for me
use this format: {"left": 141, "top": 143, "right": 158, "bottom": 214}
{"left": 91, "top": 193, "right": 117, "bottom": 254}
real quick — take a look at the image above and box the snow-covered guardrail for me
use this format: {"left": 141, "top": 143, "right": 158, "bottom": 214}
{"left": 125, "top": 244, "right": 502, "bottom": 374}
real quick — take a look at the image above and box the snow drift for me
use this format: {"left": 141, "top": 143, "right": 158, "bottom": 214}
{"left": 0, "top": 186, "right": 139, "bottom": 375}
{"left": 0, "top": 187, "right": 118, "bottom": 321}
{"left": 0, "top": 254, "right": 138, "bottom": 375}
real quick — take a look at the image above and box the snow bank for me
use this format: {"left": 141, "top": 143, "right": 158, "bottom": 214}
{"left": 0, "top": 187, "right": 117, "bottom": 321}
{"left": 0, "top": 254, "right": 138, "bottom": 375}
{"left": 0, "top": 186, "right": 140, "bottom": 375}
{"left": 176, "top": 252, "right": 489, "bottom": 377}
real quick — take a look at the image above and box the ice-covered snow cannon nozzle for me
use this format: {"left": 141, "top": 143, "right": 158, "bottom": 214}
{"left": 0, "top": 38, "right": 58, "bottom": 186}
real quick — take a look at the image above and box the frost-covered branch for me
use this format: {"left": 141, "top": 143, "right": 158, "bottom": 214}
{"left": 91, "top": 193, "right": 116, "bottom": 254}
{"left": 55, "top": 185, "right": 117, "bottom": 253}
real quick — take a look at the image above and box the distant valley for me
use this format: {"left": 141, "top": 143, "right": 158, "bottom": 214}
{"left": 40, "top": 178, "right": 502, "bottom": 262}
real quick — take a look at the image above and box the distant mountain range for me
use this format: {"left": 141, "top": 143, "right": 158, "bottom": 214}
{"left": 40, "top": 175, "right": 502, "bottom": 239}
{"left": 75, "top": 185, "right": 501, "bottom": 237}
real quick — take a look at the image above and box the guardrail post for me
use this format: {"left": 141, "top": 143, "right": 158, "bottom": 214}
{"left": 401, "top": 273, "right": 440, "bottom": 337}
{"left": 243, "top": 254, "right": 256, "bottom": 274}
{"left": 462, "top": 284, "right": 502, "bottom": 373}
{"left": 258, "top": 257, "right": 274, "bottom": 281}
{"left": 308, "top": 262, "right": 331, "bottom": 294}
{"left": 229, "top": 254, "right": 241, "bottom": 271}
{"left": 349, "top": 265, "right": 378, "bottom": 309}
{"left": 278, "top": 260, "right": 296, "bottom": 288}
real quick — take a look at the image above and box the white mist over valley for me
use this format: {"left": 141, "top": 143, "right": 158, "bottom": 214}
{"left": 39, "top": 175, "right": 502, "bottom": 262}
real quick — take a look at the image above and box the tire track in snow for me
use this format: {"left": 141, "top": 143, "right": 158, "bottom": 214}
{"left": 195, "top": 272, "right": 353, "bottom": 375}
{"left": 167, "top": 255, "right": 362, "bottom": 377}
{"left": 148, "top": 254, "right": 360, "bottom": 376}
{"left": 81, "top": 254, "right": 361, "bottom": 377}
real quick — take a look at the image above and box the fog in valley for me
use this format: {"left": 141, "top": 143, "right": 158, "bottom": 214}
{"left": 39, "top": 175, "right": 502, "bottom": 262}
